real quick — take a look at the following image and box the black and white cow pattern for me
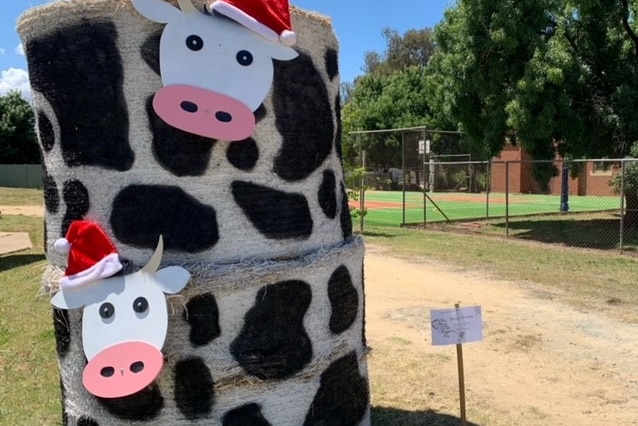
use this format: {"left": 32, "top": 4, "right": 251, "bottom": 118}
{"left": 31, "top": 13, "right": 351, "bottom": 265}
{"left": 20, "top": 1, "right": 368, "bottom": 424}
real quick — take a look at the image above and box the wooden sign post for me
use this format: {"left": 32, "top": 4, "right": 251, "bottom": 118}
{"left": 431, "top": 304, "right": 483, "bottom": 425}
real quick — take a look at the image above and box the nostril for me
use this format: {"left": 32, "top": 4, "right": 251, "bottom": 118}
{"left": 100, "top": 366, "right": 115, "bottom": 378}
{"left": 180, "top": 101, "right": 198, "bottom": 113}
{"left": 130, "top": 361, "right": 145, "bottom": 373}
{"left": 215, "top": 111, "right": 232, "bottom": 123}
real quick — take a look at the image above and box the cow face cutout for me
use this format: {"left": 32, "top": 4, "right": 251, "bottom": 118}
{"left": 131, "top": 0, "right": 298, "bottom": 141}
{"left": 51, "top": 236, "right": 191, "bottom": 399}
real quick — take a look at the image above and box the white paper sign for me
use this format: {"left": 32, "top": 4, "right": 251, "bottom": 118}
{"left": 431, "top": 305, "right": 483, "bottom": 346}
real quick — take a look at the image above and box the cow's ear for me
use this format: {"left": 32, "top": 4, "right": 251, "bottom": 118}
{"left": 269, "top": 45, "right": 299, "bottom": 61}
{"left": 51, "top": 290, "right": 85, "bottom": 310}
{"left": 154, "top": 266, "right": 191, "bottom": 294}
{"left": 131, "top": 0, "right": 179, "bottom": 24}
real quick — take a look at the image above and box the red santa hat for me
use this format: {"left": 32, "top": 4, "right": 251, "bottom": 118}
{"left": 208, "top": 0, "right": 296, "bottom": 46}
{"left": 54, "top": 221, "right": 123, "bottom": 291}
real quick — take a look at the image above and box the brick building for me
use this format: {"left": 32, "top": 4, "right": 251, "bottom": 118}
{"left": 490, "top": 143, "right": 618, "bottom": 196}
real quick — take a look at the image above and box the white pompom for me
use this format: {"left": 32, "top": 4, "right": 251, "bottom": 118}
{"left": 280, "top": 30, "right": 296, "bottom": 47}
{"left": 54, "top": 238, "right": 71, "bottom": 253}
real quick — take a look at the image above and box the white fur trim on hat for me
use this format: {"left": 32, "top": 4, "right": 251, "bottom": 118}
{"left": 59, "top": 253, "right": 123, "bottom": 291}
{"left": 279, "top": 29, "right": 296, "bottom": 47}
{"left": 54, "top": 238, "right": 71, "bottom": 253}
{"left": 209, "top": 1, "right": 281, "bottom": 45}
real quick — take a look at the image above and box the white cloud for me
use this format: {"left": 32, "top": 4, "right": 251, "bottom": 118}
{"left": 15, "top": 43, "right": 24, "bottom": 56}
{"left": 0, "top": 48, "right": 5, "bottom": 56}
{"left": 0, "top": 68, "right": 32, "bottom": 100}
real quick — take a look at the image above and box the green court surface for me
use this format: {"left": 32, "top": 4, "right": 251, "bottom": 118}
{"left": 352, "top": 190, "right": 622, "bottom": 226}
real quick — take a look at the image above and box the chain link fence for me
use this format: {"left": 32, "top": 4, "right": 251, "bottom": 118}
{"left": 346, "top": 145, "right": 638, "bottom": 254}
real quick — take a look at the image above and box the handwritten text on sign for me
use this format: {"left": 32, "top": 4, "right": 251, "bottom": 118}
{"left": 431, "top": 305, "right": 483, "bottom": 346}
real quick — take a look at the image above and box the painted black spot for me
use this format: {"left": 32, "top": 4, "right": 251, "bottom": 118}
{"left": 303, "top": 352, "right": 369, "bottom": 426}
{"left": 254, "top": 104, "right": 267, "bottom": 123}
{"left": 146, "top": 96, "right": 215, "bottom": 177}
{"left": 273, "top": 51, "right": 334, "bottom": 181}
{"left": 44, "top": 221, "right": 48, "bottom": 254}
{"left": 37, "top": 110, "right": 54, "bottom": 152}
{"left": 77, "top": 417, "right": 99, "bottom": 426}
{"left": 230, "top": 280, "right": 313, "bottom": 380}
{"left": 26, "top": 21, "right": 134, "bottom": 171}
{"left": 325, "top": 48, "right": 339, "bottom": 81}
{"left": 360, "top": 263, "right": 367, "bottom": 348}
{"left": 60, "top": 378, "right": 68, "bottom": 426}
{"left": 53, "top": 308, "right": 70, "bottom": 358}
{"left": 227, "top": 138, "right": 259, "bottom": 171}
{"left": 319, "top": 169, "right": 337, "bottom": 219}
{"left": 43, "top": 171, "right": 59, "bottom": 214}
{"left": 232, "top": 181, "right": 312, "bottom": 240}
{"left": 61, "top": 179, "right": 90, "bottom": 236}
{"left": 340, "top": 183, "right": 353, "bottom": 239}
{"left": 223, "top": 403, "right": 271, "bottom": 426}
{"left": 110, "top": 185, "right": 219, "bottom": 252}
{"left": 335, "top": 94, "right": 343, "bottom": 160}
{"left": 174, "top": 357, "right": 214, "bottom": 420}
{"left": 184, "top": 293, "right": 221, "bottom": 346}
{"left": 328, "top": 265, "right": 359, "bottom": 334}
{"left": 98, "top": 383, "right": 163, "bottom": 421}
{"left": 141, "top": 31, "right": 161, "bottom": 76}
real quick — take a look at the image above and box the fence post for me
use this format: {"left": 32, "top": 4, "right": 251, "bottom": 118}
{"left": 360, "top": 150, "right": 366, "bottom": 234}
{"left": 620, "top": 160, "right": 625, "bottom": 254}
{"left": 402, "top": 132, "right": 406, "bottom": 226}
{"left": 423, "top": 148, "right": 427, "bottom": 228}
{"left": 505, "top": 162, "right": 510, "bottom": 237}
{"left": 486, "top": 161, "right": 491, "bottom": 220}
{"left": 560, "top": 163, "right": 569, "bottom": 212}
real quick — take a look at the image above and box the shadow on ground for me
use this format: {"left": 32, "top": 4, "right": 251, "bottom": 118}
{"left": 0, "top": 253, "right": 46, "bottom": 272}
{"left": 361, "top": 230, "right": 401, "bottom": 238}
{"left": 490, "top": 217, "right": 638, "bottom": 251}
{"left": 372, "top": 406, "right": 481, "bottom": 426}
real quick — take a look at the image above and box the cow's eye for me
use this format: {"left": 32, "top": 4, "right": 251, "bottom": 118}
{"left": 236, "top": 50, "right": 253, "bottom": 66}
{"left": 99, "top": 302, "right": 115, "bottom": 319}
{"left": 186, "top": 35, "right": 203, "bottom": 51}
{"left": 133, "top": 297, "right": 149, "bottom": 314}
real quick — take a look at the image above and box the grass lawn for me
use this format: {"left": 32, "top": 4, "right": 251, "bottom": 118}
{"left": 0, "top": 214, "right": 59, "bottom": 425}
{"left": 358, "top": 190, "right": 622, "bottom": 226}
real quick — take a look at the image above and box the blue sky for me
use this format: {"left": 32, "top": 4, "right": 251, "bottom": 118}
{"left": 0, "top": 0, "right": 452, "bottom": 99}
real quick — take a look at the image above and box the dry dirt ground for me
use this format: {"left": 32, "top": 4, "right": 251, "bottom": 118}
{"left": 365, "top": 244, "right": 638, "bottom": 425}
{"left": 4, "top": 205, "right": 638, "bottom": 424}
{"left": 0, "top": 205, "right": 45, "bottom": 216}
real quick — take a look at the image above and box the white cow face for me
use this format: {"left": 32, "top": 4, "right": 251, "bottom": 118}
{"left": 51, "top": 237, "right": 191, "bottom": 399}
{"left": 131, "top": 0, "right": 298, "bottom": 141}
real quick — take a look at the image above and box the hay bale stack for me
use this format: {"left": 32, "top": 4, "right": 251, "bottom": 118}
{"left": 19, "top": 0, "right": 370, "bottom": 424}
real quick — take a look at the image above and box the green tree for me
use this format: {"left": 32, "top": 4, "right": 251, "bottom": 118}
{"left": 343, "top": 66, "right": 432, "bottom": 168}
{"left": 429, "top": 0, "right": 638, "bottom": 224}
{"left": 427, "top": 0, "right": 555, "bottom": 159}
{"left": 0, "top": 91, "right": 39, "bottom": 164}
{"left": 363, "top": 28, "right": 435, "bottom": 76}
{"left": 343, "top": 28, "right": 438, "bottom": 169}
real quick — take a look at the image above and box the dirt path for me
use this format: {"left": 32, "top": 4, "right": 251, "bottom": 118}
{"left": 0, "top": 205, "right": 44, "bottom": 216}
{"left": 365, "top": 244, "right": 638, "bottom": 425}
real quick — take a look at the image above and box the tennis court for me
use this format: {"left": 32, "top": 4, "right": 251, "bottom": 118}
{"left": 352, "top": 190, "right": 622, "bottom": 226}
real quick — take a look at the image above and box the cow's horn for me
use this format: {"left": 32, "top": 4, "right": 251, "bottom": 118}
{"left": 142, "top": 235, "right": 164, "bottom": 274}
{"left": 177, "top": 0, "right": 199, "bottom": 13}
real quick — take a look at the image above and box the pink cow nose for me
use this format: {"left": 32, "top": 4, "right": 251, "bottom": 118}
{"left": 153, "top": 84, "right": 256, "bottom": 141}
{"left": 83, "top": 341, "right": 164, "bottom": 398}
